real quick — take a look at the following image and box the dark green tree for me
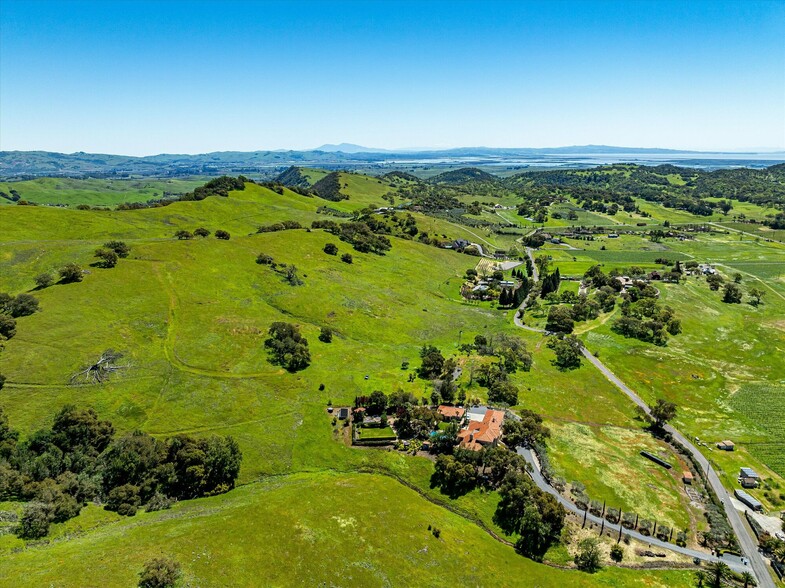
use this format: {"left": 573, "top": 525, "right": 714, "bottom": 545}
{"left": 546, "top": 335, "right": 583, "bottom": 370}
{"left": 0, "top": 314, "right": 16, "bottom": 339}
{"left": 94, "top": 248, "right": 119, "bottom": 268}
{"left": 5, "top": 293, "right": 40, "bottom": 317}
{"left": 103, "top": 240, "right": 131, "bottom": 257}
{"left": 722, "top": 282, "right": 742, "bottom": 303}
{"left": 264, "top": 322, "right": 311, "bottom": 371}
{"left": 545, "top": 305, "right": 574, "bottom": 334}
{"left": 58, "top": 263, "right": 84, "bottom": 283}
{"left": 418, "top": 345, "right": 445, "bottom": 379}
{"left": 318, "top": 326, "right": 333, "bottom": 343}
{"left": 34, "top": 272, "right": 55, "bottom": 289}
{"left": 650, "top": 398, "right": 677, "bottom": 428}
{"left": 574, "top": 537, "right": 602, "bottom": 572}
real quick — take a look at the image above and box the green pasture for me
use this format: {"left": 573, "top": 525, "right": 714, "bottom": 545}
{"left": 547, "top": 422, "right": 693, "bottom": 532}
{"left": 0, "top": 471, "right": 694, "bottom": 588}
{"left": 1, "top": 173, "right": 778, "bottom": 585}
{"left": 0, "top": 177, "right": 207, "bottom": 208}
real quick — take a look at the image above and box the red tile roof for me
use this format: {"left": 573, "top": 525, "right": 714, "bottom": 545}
{"left": 437, "top": 405, "right": 465, "bottom": 419}
{"left": 457, "top": 409, "right": 504, "bottom": 451}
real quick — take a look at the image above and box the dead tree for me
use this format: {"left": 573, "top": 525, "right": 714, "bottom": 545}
{"left": 70, "top": 349, "right": 126, "bottom": 384}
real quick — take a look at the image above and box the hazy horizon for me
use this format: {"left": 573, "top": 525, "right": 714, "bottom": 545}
{"left": 1, "top": 0, "right": 784, "bottom": 155}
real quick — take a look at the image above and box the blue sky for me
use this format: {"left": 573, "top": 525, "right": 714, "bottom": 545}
{"left": 1, "top": 0, "right": 783, "bottom": 154}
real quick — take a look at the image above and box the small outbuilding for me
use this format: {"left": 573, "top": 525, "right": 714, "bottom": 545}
{"left": 338, "top": 408, "right": 349, "bottom": 420}
{"left": 741, "top": 477, "right": 759, "bottom": 489}
{"left": 717, "top": 440, "right": 735, "bottom": 451}
{"left": 682, "top": 471, "right": 694, "bottom": 484}
{"left": 739, "top": 467, "right": 759, "bottom": 480}
{"left": 735, "top": 489, "right": 762, "bottom": 511}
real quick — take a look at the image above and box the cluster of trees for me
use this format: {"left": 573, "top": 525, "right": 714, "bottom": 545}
{"left": 432, "top": 445, "right": 565, "bottom": 560}
{"left": 257, "top": 220, "right": 302, "bottom": 233}
{"left": 0, "top": 188, "right": 22, "bottom": 202}
{"left": 0, "top": 292, "right": 41, "bottom": 346}
{"left": 706, "top": 272, "right": 766, "bottom": 306}
{"left": 93, "top": 240, "right": 131, "bottom": 269}
{"left": 506, "top": 163, "right": 785, "bottom": 218}
{"left": 546, "top": 335, "right": 584, "bottom": 370}
{"left": 174, "top": 228, "right": 229, "bottom": 240}
{"left": 612, "top": 297, "right": 681, "bottom": 346}
{"left": 312, "top": 219, "right": 392, "bottom": 254}
{"left": 471, "top": 334, "right": 533, "bottom": 373}
{"left": 264, "top": 322, "right": 311, "bottom": 372}
{"left": 311, "top": 172, "right": 346, "bottom": 201}
{"left": 179, "top": 176, "right": 248, "bottom": 201}
{"left": 539, "top": 268, "right": 561, "bottom": 297}
{"left": 0, "top": 405, "right": 241, "bottom": 539}
{"left": 765, "top": 211, "right": 785, "bottom": 230}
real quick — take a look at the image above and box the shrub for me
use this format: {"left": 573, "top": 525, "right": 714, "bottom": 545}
{"left": 58, "top": 263, "right": 83, "bottom": 283}
{"left": 34, "top": 273, "right": 55, "bottom": 289}
{"left": 610, "top": 543, "right": 624, "bottom": 562}
{"left": 174, "top": 230, "right": 193, "bottom": 240}
{"left": 17, "top": 502, "right": 51, "bottom": 539}
{"left": 138, "top": 557, "right": 182, "bottom": 588}
{"left": 94, "top": 248, "right": 119, "bottom": 268}
{"left": 105, "top": 484, "right": 141, "bottom": 516}
{"left": 103, "top": 240, "right": 130, "bottom": 257}
{"left": 574, "top": 537, "right": 601, "bottom": 572}
{"left": 145, "top": 493, "right": 174, "bottom": 512}
{"left": 5, "top": 293, "right": 40, "bottom": 317}
{"left": 341, "top": 253, "right": 353, "bottom": 264}
{"left": 193, "top": 227, "right": 210, "bottom": 238}
{"left": 0, "top": 315, "right": 16, "bottom": 339}
{"left": 318, "top": 327, "right": 333, "bottom": 343}
{"left": 323, "top": 243, "right": 338, "bottom": 255}
{"left": 256, "top": 253, "right": 274, "bottom": 265}
{"left": 214, "top": 230, "right": 230, "bottom": 240}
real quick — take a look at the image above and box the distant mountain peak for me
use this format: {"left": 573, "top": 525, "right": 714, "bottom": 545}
{"left": 315, "top": 143, "right": 387, "bottom": 153}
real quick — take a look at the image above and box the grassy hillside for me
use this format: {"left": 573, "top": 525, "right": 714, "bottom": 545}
{"left": 0, "top": 472, "right": 693, "bottom": 588}
{"left": 0, "top": 177, "right": 207, "bottom": 207}
{"left": 0, "top": 178, "right": 702, "bottom": 586}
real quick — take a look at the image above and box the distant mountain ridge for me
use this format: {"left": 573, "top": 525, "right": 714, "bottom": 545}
{"left": 1, "top": 146, "right": 783, "bottom": 178}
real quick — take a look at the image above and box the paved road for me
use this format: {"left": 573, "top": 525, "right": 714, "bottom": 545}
{"left": 508, "top": 291, "right": 775, "bottom": 585}
{"left": 579, "top": 349, "right": 776, "bottom": 588}
{"left": 515, "top": 447, "right": 750, "bottom": 574}
{"left": 512, "top": 247, "right": 541, "bottom": 332}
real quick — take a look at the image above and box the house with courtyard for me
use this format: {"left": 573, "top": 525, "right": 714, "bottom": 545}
{"left": 457, "top": 406, "right": 504, "bottom": 451}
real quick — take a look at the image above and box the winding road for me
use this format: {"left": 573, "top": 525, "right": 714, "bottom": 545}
{"left": 508, "top": 268, "right": 776, "bottom": 587}
{"left": 515, "top": 447, "right": 750, "bottom": 574}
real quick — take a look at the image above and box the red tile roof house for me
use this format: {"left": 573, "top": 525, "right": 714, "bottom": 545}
{"left": 457, "top": 407, "right": 505, "bottom": 451}
{"left": 437, "top": 405, "right": 466, "bottom": 421}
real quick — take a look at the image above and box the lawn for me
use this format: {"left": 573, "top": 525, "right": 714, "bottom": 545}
{"left": 358, "top": 425, "right": 397, "bottom": 439}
